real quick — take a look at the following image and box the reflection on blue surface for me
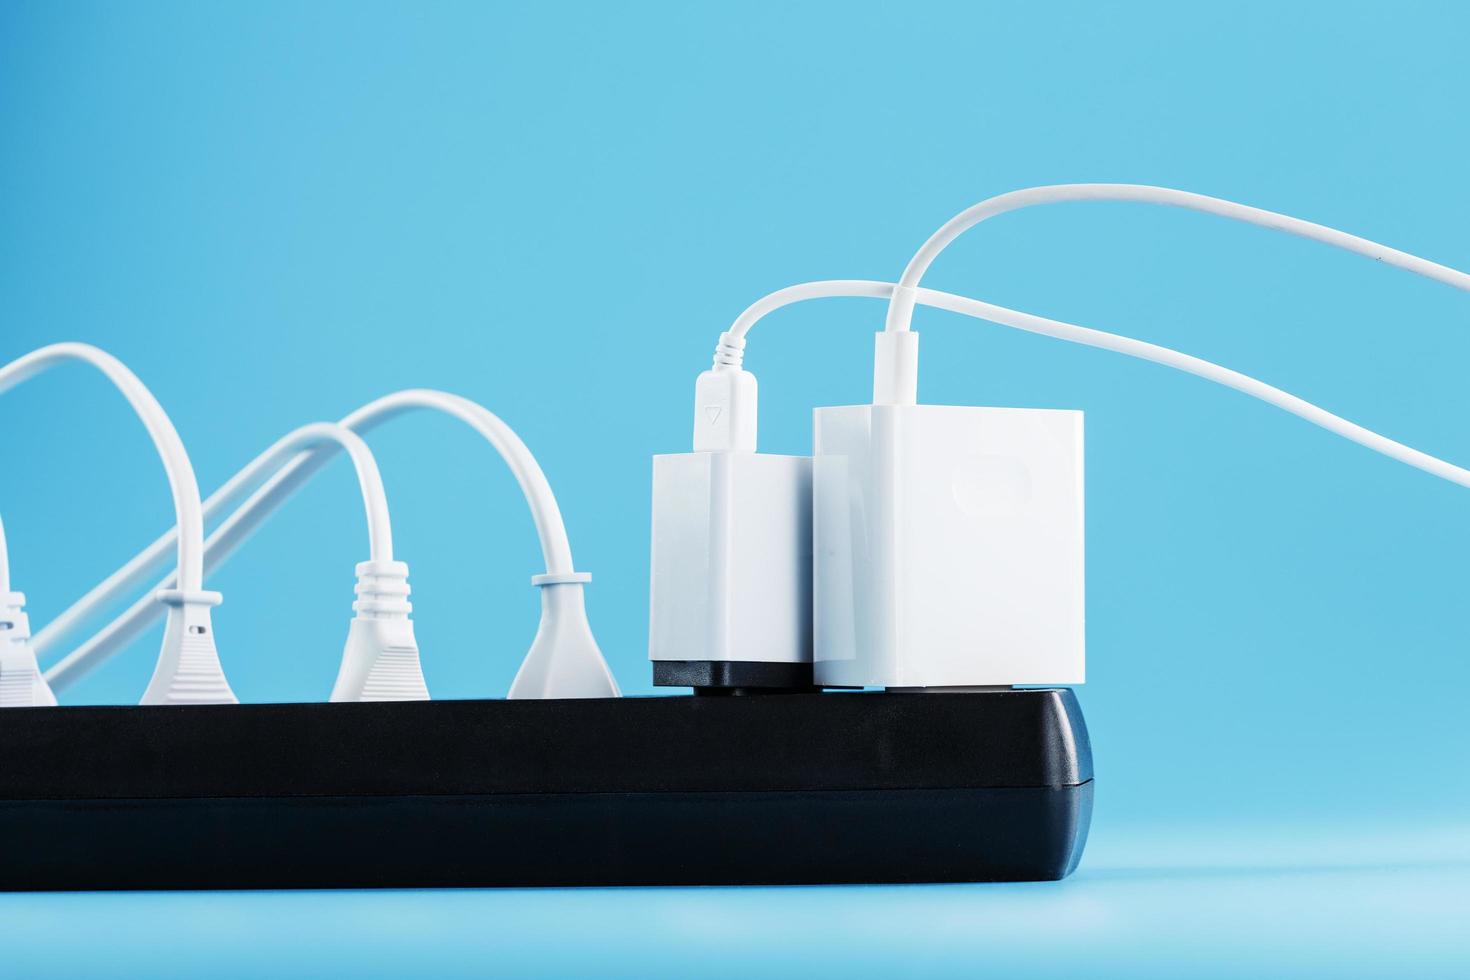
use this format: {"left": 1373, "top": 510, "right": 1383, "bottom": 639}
{"left": 4, "top": 819, "right": 1466, "bottom": 977}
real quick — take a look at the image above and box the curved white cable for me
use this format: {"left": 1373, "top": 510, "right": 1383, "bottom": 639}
{"left": 41, "top": 422, "right": 394, "bottom": 690}
{"left": 722, "top": 279, "right": 1470, "bottom": 489}
{"left": 0, "top": 511, "right": 9, "bottom": 595}
{"left": 0, "top": 343, "right": 207, "bottom": 591}
{"left": 338, "top": 390, "right": 574, "bottom": 575}
{"left": 210, "top": 422, "right": 395, "bottom": 562}
{"left": 42, "top": 389, "right": 581, "bottom": 688}
{"left": 884, "top": 183, "right": 1470, "bottom": 333}
{"left": 32, "top": 421, "right": 394, "bottom": 664}
{"left": 726, "top": 279, "right": 895, "bottom": 344}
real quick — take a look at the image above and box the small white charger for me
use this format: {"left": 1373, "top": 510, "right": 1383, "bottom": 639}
{"left": 649, "top": 354, "right": 815, "bottom": 689}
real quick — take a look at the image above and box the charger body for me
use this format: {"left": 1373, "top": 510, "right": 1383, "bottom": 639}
{"left": 649, "top": 451, "right": 812, "bottom": 680}
{"left": 813, "top": 404, "right": 1085, "bottom": 688}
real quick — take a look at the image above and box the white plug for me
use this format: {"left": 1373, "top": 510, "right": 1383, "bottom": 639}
{"left": 140, "top": 589, "right": 236, "bottom": 705}
{"left": 0, "top": 593, "right": 57, "bottom": 707}
{"left": 648, "top": 341, "right": 814, "bottom": 690}
{"left": 330, "top": 560, "right": 428, "bottom": 702}
{"left": 692, "top": 347, "right": 758, "bottom": 452}
{"left": 509, "top": 573, "right": 619, "bottom": 698}
{"left": 812, "top": 332, "right": 1085, "bottom": 689}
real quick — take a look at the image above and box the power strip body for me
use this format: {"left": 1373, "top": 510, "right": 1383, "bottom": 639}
{"left": 0, "top": 689, "right": 1092, "bottom": 889}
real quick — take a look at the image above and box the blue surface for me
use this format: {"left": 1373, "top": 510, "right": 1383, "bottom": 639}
{"left": 2, "top": 1, "right": 1469, "bottom": 974}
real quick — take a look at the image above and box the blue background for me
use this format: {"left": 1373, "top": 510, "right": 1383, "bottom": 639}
{"left": 2, "top": 1, "right": 1467, "bottom": 975}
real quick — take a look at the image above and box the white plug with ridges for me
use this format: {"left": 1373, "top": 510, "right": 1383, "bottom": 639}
{"left": 331, "top": 560, "right": 427, "bottom": 702}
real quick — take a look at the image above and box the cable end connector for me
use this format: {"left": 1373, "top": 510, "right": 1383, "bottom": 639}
{"left": 873, "top": 328, "right": 920, "bottom": 406}
{"left": 0, "top": 593, "right": 58, "bottom": 707}
{"left": 331, "top": 560, "right": 428, "bottom": 702}
{"left": 693, "top": 365, "right": 758, "bottom": 453}
{"left": 509, "top": 575, "right": 620, "bottom": 699}
{"left": 141, "top": 589, "right": 237, "bottom": 706}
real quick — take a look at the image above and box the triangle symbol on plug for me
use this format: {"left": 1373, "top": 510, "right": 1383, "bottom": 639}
{"left": 704, "top": 406, "right": 723, "bottom": 424}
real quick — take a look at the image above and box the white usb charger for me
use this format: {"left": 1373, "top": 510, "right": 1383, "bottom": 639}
{"left": 649, "top": 353, "right": 815, "bottom": 690}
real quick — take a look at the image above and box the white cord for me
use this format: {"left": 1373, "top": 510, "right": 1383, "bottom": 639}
{"left": 339, "top": 390, "right": 575, "bottom": 575}
{"left": 41, "top": 422, "right": 395, "bottom": 688}
{"left": 0, "top": 343, "right": 207, "bottom": 592}
{"left": 718, "top": 278, "right": 1470, "bottom": 489}
{"left": 41, "top": 389, "right": 580, "bottom": 689}
{"left": 33, "top": 421, "right": 394, "bottom": 670}
{"left": 191, "top": 422, "right": 395, "bottom": 562}
{"left": 0, "top": 512, "right": 10, "bottom": 595}
{"left": 884, "top": 183, "right": 1470, "bottom": 334}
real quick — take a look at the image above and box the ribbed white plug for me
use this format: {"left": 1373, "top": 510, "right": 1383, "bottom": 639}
{"left": 330, "top": 560, "right": 428, "bottom": 702}
{"left": 509, "top": 575, "right": 619, "bottom": 699}
{"left": 140, "top": 590, "right": 237, "bottom": 705}
{"left": 0, "top": 592, "right": 57, "bottom": 707}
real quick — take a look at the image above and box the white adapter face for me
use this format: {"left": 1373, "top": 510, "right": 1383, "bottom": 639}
{"left": 649, "top": 451, "right": 812, "bottom": 666}
{"left": 813, "top": 404, "right": 1084, "bottom": 688}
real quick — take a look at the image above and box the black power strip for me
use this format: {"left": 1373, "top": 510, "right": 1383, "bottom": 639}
{"left": 0, "top": 688, "right": 1092, "bottom": 889}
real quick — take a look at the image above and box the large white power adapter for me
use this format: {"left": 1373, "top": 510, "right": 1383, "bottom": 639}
{"left": 816, "top": 331, "right": 1083, "bottom": 688}
{"left": 812, "top": 400, "right": 1084, "bottom": 688}
{"left": 649, "top": 365, "right": 815, "bottom": 690}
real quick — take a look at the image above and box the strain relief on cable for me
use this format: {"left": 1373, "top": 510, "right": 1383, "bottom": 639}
{"left": 141, "top": 589, "right": 236, "bottom": 706}
{"left": 712, "top": 331, "right": 746, "bottom": 370}
{"left": 351, "top": 560, "right": 413, "bottom": 620}
{"left": 531, "top": 571, "right": 592, "bottom": 587}
{"left": 873, "top": 329, "right": 920, "bottom": 405}
{"left": 0, "top": 592, "right": 57, "bottom": 707}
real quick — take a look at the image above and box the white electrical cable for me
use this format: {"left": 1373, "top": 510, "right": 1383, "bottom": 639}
{"left": 0, "top": 512, "right": 10, "bottom": 595}
{"left": 41, "top": 422, "right": 395, "bottom": 690}
{"left": 719, "top": 279, "right": 1470, "bottom": 490}
{"left": 209, "top": 422, "right": 395, "bottom": 561}
{"left": 883, "top": 183, "right": 1470, "bottom": 334}
{"left": 32, "top": 420, "right": 394, "bottom": 668}
{"left": 0, "top": 343, "right": 207, "bottom": 592}
{"left": 41, "top": 389, "right": 582, "bottom": 689}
